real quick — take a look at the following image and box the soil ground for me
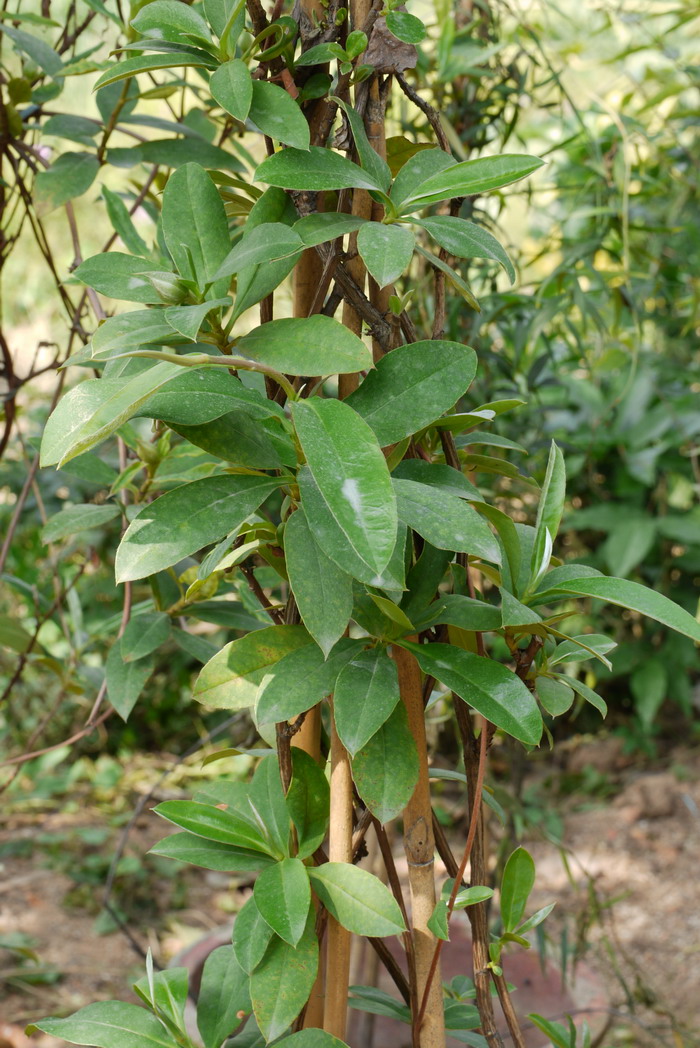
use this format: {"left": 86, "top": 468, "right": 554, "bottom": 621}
{"left": 1, "top": 742, "right": 699, "bottom": 1048}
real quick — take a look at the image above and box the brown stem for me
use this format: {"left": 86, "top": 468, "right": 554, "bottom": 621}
{"left": 392, "top": 644, "right": 446, "bottom": 1048}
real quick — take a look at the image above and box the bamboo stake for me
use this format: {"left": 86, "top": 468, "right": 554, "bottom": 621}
{"left": 392, "top": 644, "right": 446, "bottom": 1048}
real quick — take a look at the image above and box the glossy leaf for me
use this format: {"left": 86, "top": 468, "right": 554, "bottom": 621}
{"left": 138, "top": 369, "right": 283, "bottom": 426}
{"left": 393, "top": 479, "right": 500, "bottom": 562}
{"left": 346, "top": 340, "right": 476, "bottom": 446}
{"left": 94, "top": 52, "right": 216, "bottom": 90}
{"left": 154, "top": 800, "right": 277, "bottom": 855}
{"left": 73, "top": 254, "right": 166, "bottom": 304}
{"left": 334, "top": 98, "right": 392, "bottom": 192}
{"left": 151, "top": 831, "right": 274, "bottom": 872}
{"left": 286, "top": 749, "right": 330, "bottom": 859}
{"left": 249, "top": 80, "right": 310, "bottom": 150}
{"left": 308, "top": 863, "right": 406, "bottom": 936}
{"left": 294, "top": 212, "right": 367, "bottom": 247}
{"left": 250, "top": 917, "right": 319, "bottom": 1041}
{"left": 546, "top": 576, "right": 700, "bottom": 643}
{"left": 386, "top": 10, "right": 426, "bottom": 43}
{"left": 390, "top": 148, "right": 455, "bottom": 209}
{"left": 333, "top": 647, "right": 401, "bottom": 756}
{"left": 131, "top": 0, "right": 212, "bottom": 41}
{"left": 210, "top": 58, "right": 252, "bottom": 121}
{"left": 556, "top": 675, "right": 607, "bottom": 718}
{"left": 391, "top": 459, "right": 481, "bottom": 500}
{"left": 292, "top": 399, "right": 398, "bottom": 579}
{"left": 162, "top": 164, "right": 230, "bottom": 296}
{"left": 90, "top": 310, "right": 177, "bottom": 359}
{"left": 193, "top": 625, "right": 312, "bottom": 710}
{"left": 531, "top": 441, "right": 566, "bottom": 584}
{"left": 233, "top": 895, "right": 275, "bottom": 973}
{"left": 214, "top": 223, "right": 303, "bottom": 280}
{"left": 27, "top": 1002, "right": 174, "bottom": 1048}
{"left": 197, "top": 946, "right": 250, "bottom": 1048}
{"left": 120, "top": 612, "right": 171, "bottom": 662}
{"left": 417, "top": 215, "right": 515, "bottom": 283}
{"left": 357, "top": 222, "right": 415, "bottom": 288}
{"left": 115, "top": 474, "right": 280, "bottom": 582}
{"left": 254, "top": 858, "right": 311, "bottom": 945}
{"left": 400, "top": 642, "right": 543, "bottom": 746}
{"left": 256, "top": 146, "right": 386, "bottom": 192}
{"left": 105, "top": 645, "right": 154, "bottom": 720}
{"left": 249, "top": 755, "right": 291, "bottom": 858}
{"left": 255, "top": 638, "right": 359, "bottom": 725}
{"left": 282, "top": 1032, "right": 351, "bottom": 1048}
{"left": 399, "top": 154, "right": 544, "bottom": 211}
{"left": 41, "top": 503, "right": 120, "bottom": 543}
{"left": 536, "top": 677, "right": 574, "bottom": 716}
{"left": 284, "top": 507, "right": 353, "bottom": 657}
{"left": 412, "top": 593, "right": 502, "bottom": 633}
{"left": 298, "top": 467, "right": 402, "bottom": 589}
{"left": 133, "top": 967, "right": 187, "bottom": 1030}
{"left": 40, "top": 361, "right": 188, "bottom": 466}
{"left": 171, "top": 409, "right": 294, "bottom": 469}
{"left": 163, "top": 299, "right": 230, "bottom": 342}
{"left": 500, "top": 847, "right": 535, "bottom": 932}
{"left": 237, "top": 315, "right": 372, "bottom": 376}
{"left": 351, "top": 703, "right": 419, "bottom": 822}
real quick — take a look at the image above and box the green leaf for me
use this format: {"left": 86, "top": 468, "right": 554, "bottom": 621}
{"left": 346, "top": 339, "right": 476, "bottom": 446}
{"left": 298, "top": 467, "right": 402, "bottom": 589}
{"left": 400, "top": 642, "right": 543, "bottom": 746}
{"left": 548, "top": 634, "right": 616, "bottom": 666}
{"left": 0, "top": 24, "right": 62, "bottom": 76}
{"left": 309, "top": 863, "right": 405, "bottom": 936}
{"left": 602, "top": 519, "right": 657, "bottom": 578}
{"left": 555, "top": 675, "right": 607, "bottom": 718}
{"left": 254, "top": 858, "right": 311, "bottom": 946}
{"left": 214, "top": 223, "right": 303, "bottom": 281}
{"left": 43, "top": 114, "right": 100, "bottom": 145}
{"left": 415, "top": 245, "right": 480, "bottom": 310}
{"left": 94, "top": 52, "right": 215, "bottom": 90}
{"left": 280, "top": 1032, "right": 351, "bottom": 1048}
{"left": 536, "top": 677, "right": 574, "bottom": 717}
{"left": 174, "top": 409, "right": 293, "bottom": 469}
{"left": 500, "top": 847, "right": 535, "bottom": 933}
{"left": 250, "top": 755, "right": 292, "bottom": 857}
{"left": 531, "top": 441, "right": 566, "bottom": 584}
{"left": 417, "top": 216, "right": 515, "bottom": 283}
{"left": 515, "top": 902, "right": 555, "bottom": 935}
{"left": 194, "top": 625, "right": 312, "bottom": 710}
{"left": 393, "top": 479, "right": 500, "bottom": 562}
{"left": 333, "top": 98, "right": 392, "bottom": 192}
{"left": 237, "top": 315, "right": 372, "bottom": 377}
{"left": 197, "top": 946, "right": 250, "bottom": 1048}
{"left": 248, "top": 80, "right": 310, "bottom": 150}
{"left": 154, "top": 800, "right": 277, "bottom": 855}
{"left": 73, "top": 255, "right": 167, "bottom": 305}
{"left": 40, "top": 361, "right": 190, "bottom": 466}
{"left": 286, "top": 749, "right": 330, "bottom": 859}
{"left": 357, "top": 223, "right": 415, "bottom": 288}
{"left": 386, "top": 10, "right": 426, "bottom": 42}
{"left": 351, "top": 702, "right": 419, "bottom": 822}
{"left": 390, "top": 149, "right": 455, "bottom": 209}
{"left": 0, "top": 615, "right": 33, "bottom": 654}
{"left": 210, "top": 58, "right": 252, "bottom": 120}
{"left": 151, "top": 831, "right": 274, "bottom": 872}
{"left": 392, "top": 459, "right": 480, "bottom": 500}
{"left": 233, "top": 895, "right": 275, "bottom": 974}
{"left": 132, "top": 1, "right": 212, "bottom": 43}
{"left": 454, "top": 885, "right": 495, "bottom": 909}
{"left": 292, "top": 399, "right": 398, "bottom": 579}
{"left": 256, "top": 146, "right": 386, "bottom": 192}
{"left": 399, "top": 154, "right": 545, "bottom": 212}
{"left": 412, "top": 594, "right": 502, "bottom": 633}
{"left": 347, "top": 986, "right": 411, "bottom": 1023}
{"left": 91, "top": 310, "right": 178, "bottom": 359}
{"left": 109, "top": 138, "right": 244, "bottom": 172}
{"left": 630, "top": 658, "right": 667, "bottom": 729}
{"left": 138, "top": 369, "right": 283, "bottom": 426}
{"left": 27, "top": 1002, "right": 174, "bottom": 1048}
{"left": 163, "top": 299, "right": 230, "bottom": 342}
{"left": 427, "top": 899, "right": 450, "bottom": 941}
{"left": 134, "top": 966, "right": 187, "bottom": 1030}
{"left": 333, "top": 648, "right": 400, "bottom": 756}
{"left": 255, "top": 639, "right": 359, "bottom": 725}
{"left": 105, "top": 645, "right": 154, "bottom": 720}
{"left": 285, "top": 508, "right": 353, "bottom": 658}
{"left": 250, "top": 918, "right": 319, "bottom": 1041}
{"left": 526, "top": 1014, "right": 570, "bottom": 1048}
{"left": 34, "top": 152, "right": 99, "bottom": 214}
{"left": 41, "top": 503, "right": 120, "bottom": 543}
{"left": 547, "top": 576, "right": 700, "bottom": 643}
{"left": 162, "top": 164, "right": 231, "bottom": 296}
{"left": 120, "top": 613, "right": 171, "bottom": 662}
{"left": 115, "top": 474, "right": 280, "bottom": 582}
